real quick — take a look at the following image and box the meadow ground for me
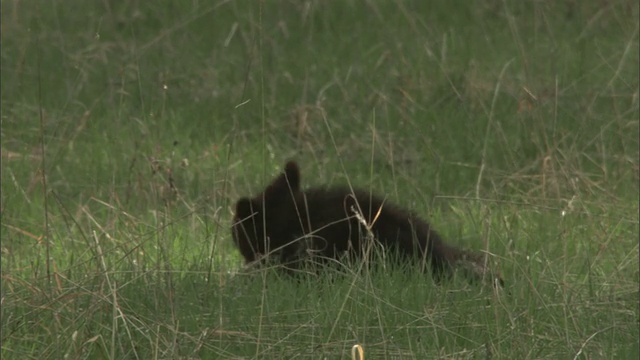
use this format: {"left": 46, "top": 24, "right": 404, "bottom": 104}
{"left": 1, "top": 1, "right": 638, "bottom": 358}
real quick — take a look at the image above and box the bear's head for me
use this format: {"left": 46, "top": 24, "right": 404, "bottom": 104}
{"left": 232, "top": 161, "right": 301, "bottom": 263}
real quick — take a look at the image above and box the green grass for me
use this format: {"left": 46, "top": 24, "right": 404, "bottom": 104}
{"left": 1, "top": 0, "right": 638, "bottom": 358}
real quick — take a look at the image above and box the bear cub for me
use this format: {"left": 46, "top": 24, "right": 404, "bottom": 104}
{"left": 232, "top": 161, "right": 502, "bottom": 285}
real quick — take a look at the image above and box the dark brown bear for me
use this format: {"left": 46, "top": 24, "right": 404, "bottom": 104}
{"left": 232, "top": 161, "right": 502, "bottom": 285}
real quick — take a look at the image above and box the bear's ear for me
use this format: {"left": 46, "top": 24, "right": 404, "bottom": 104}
{"left": 235, "top": 198, "right": 256, "bottom": 219}
{"left": 283, "top": 161, "right": 300, "bottom": 191}
{"left": 264, "top": 161, "right": 301, "bottom": 198}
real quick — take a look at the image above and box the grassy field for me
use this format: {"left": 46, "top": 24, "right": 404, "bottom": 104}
{"left": 1, "top": 0, "right": 638, "bottom": 358}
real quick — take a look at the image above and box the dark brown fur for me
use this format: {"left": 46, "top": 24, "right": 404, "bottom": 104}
{"left": 232, "top": 161, "right": 502, "bottom": 285}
